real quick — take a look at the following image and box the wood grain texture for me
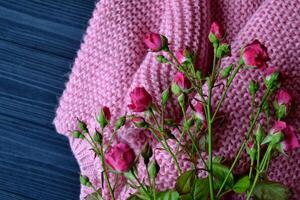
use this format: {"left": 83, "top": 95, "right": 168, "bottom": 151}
{"left": 0, "top": 0, "right": 96, "bottom": 199}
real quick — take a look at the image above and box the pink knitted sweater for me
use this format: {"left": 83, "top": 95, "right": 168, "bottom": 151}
{"left": 54, "top": 0, "right": 300, "bottom": 199}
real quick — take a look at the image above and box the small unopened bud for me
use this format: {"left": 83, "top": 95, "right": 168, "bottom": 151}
{"left": 78, "top": 120, "right": 88, "bottom": 133}
{"left": 93, "top": 131, "right": 102, "bottom": 144}
{"left": 196, "top": 71, "right": 202, "bottom": 80}
{"left": 220, "top": 64, "right": 233, "bottom": 79}
{"left": 164, "top": 118, "right": 176, "bottom": 127}
{"left": 132, "top": 117, "right": 148, "bottom": 128}
{"left": 246, "top": 141, "right": 257, "bottom": 161}
{"left": 273, "top": 89, "right": 292, "bottom": 120}
{"left": 72, "top": 130, "right": 82, "bottom": 139}
{"left": 262, "top": 101, "right": 270, "bottom": 118}
{"left": 254, "top": 125, "right": 264, "bottom": 144}
{"left": 115, "top": 116, "right": 126, "bottom": 130}
{"left": 141, "top": 143, "right": 153, "bottom": 165}
{"left": 163, "top": 129, "right": 176, "bottom": 140}
{"left": 208, "top": 33, "right": 218, "bottom": 44}
{"left": 171, "top": 82, "right": 181, "bottom": 96}
{"left": 216, "top": 43, "right": 231, "bottom": 58}
{"left": 178, "top": 93, "right": 187, "bottom": 110}
{"left": 148, "top": 160, "right": 160, "bottom": 179}
{"left": 249, "top": 80, "right": 259, "bottom": 95}
{"left": 97, "top": 106, "right": 111, "bottom": 129}
{"left": 161, "top": 88, "right": 170, "bottom": 107}
{"left": 264, "top": 67, "right": 281, "bottom": 91}
{"left": 156, "top": 55, "right": 169, "bottom": 63}
{"left": 184, "top": 119, "right": 194, "bottom": 130}
{"left": 80, "top": 175, "right": 91, "bottom": 187}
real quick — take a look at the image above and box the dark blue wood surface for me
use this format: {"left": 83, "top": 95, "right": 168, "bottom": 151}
{"left": 0, "top": 1, "right": 96, "bottom": 199}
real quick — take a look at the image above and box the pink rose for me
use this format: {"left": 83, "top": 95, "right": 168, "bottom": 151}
{"left": 128, "top": 87, "right": 152, "bottom": 112}
{"left": 210, "top": 22, "right": 224, "bottom": 40}
{"left": 105, "top": 142, "right": 136, "bottom": 172}
{"left": 194, "top": 102, "right": 205, "bottom": 122}
{"left": 176, "top": 49, "right": 187, "bottom": 64}
{"left": 144, "top": 33, "right": 167, "bottom": 52}
{"left": 242, "top": 40, "right": 269, "bottom": 69}
{"left": 174, "top": 72, "right": 191, "bottom": 90}
{"left": 269, "top": 121, "right": 299, "bottom": 151}
{"left": 102, "top": 106, "right": 111, "bottom": 121}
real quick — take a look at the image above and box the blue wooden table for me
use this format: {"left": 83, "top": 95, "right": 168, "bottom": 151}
{"left": 0, "top": 1, "right": 95, "bottom": 199}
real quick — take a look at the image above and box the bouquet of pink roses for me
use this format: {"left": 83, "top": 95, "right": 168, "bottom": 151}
{"left": 72, "top": 22, "right": 299, "bottom": 200}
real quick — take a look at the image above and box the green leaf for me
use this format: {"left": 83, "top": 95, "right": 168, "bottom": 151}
{"left": 253, "top": 181, "right": 290, "bottom": 200}
{"left": 233, "top": 176, "right": 250, "bottom": 193}
{"left": 192, "top": 178, "right": 209, "bottom": 200}
{"left": 157, "top": 190, "right": 180, "bottom": 200}
{"left": 212, "top": 162, "right": 234, "bottom": 188}
{"left": 85, "top": 190, "right": 103, "bottom": 200}
{"left": 175, "top": 170, "right": 196, "bottom": 194}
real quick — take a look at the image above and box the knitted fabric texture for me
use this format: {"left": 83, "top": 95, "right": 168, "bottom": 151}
{"left": 54, "top": 0, "right": 300, "bottom": 199}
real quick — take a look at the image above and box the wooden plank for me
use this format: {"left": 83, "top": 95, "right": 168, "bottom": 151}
{"left": 0, "top": 0, "right": 96, "bottom": 199}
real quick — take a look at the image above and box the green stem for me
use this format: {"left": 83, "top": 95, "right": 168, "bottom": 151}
{"left": 99, "top": 145, "right": 115, "bottom": 200}
{"left": 91, "top": 184, "right": 103, "bottom": 200}
{"left": 106, "top": 130, "right": 116, "bottom": 151}
{"left": 211, "top": 63, "right": 243, "bottom": 122}
{"left": 147, "top": 126, "right": 182, "bottom": 175}
{"left": 216, "top": 88, "right": 271, "bottom": 197}
{"left": 256, "top": 141, "right": 261, "bottom": 169}
{"left": 249, "top": 157, "right": 254, "bottom": 180}
{"left": 207, "top": 105, "right": 215, "bottom": 200}
{"left": 206, "top": 46, "right": 219, "bottom": 200}
{"left": 250, "top": 93, "right": 255, "bottom": 123}
{"left": 181, "top": 106, "right": 208, "bottom": 170}
{"left": 246, "top": 144, "right": 272, "bottom": 200}
{"left": 153, "top": 176, "right": 156, "bottom": 200}
{"left": 131, "top": 169, "right": 152, "bottom": 198}
{"left": 149, "top": 108, "right": 182, "bottom": 174}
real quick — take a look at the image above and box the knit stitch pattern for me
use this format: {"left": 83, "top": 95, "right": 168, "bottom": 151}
{"left": 54, "top": 0, "right": 300, "bottom": 199}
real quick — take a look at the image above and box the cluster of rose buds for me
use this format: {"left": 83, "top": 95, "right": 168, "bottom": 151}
{"left": 71, "top": 22, "right": 299, "bottom": 200}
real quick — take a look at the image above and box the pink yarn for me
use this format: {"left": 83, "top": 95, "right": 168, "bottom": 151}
{"left": 54, "top": 0, "right": 300, "bottom": 199}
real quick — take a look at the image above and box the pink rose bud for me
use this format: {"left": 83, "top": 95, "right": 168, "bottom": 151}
{"left": 248, "top": 141, "right": 254, "bottom": 150}
{"left": 105, "top": 142, "right": 136, "bottom": 172}
{"left": 173, "top": 72, "right": 191, "bottom": 90}
{"left": 144, "top": 33, "right": 168, "bottom": 52}
{"left": 273, "top": 89, "right": 292, "bottom": 119}
{"left": 262, "top": 121, "right": 286, "bottom": 145}
{"left": 128, "top": 87, "right": 152, "bottom": 112}
{"left": 176, "top": 48, "right": 188, "bottom": 64}
{"left": 264, "top": 67, "right": 280, "bottom": 81}
{"left": 241, "top": 40, "right": 270, "bottom": 69}
{"left": 264, "top": 121, "right": 299, "bottom": 152}
{"left": 102, "top": 106, "right": 111, "bottom": 120}
{"left": 276, "top": 89, "right": 292, "bottom": 106}
{"left": 264, "top": 67, "right": 281, "bottom": 90}
{"left": 194, "top": 102, "right": 205, "bottom": 122}
{"left": 132, "top": 116, "right": 148, "bottom": 128}
{"left": 209, "top": 22, "right": 224, "bottom": 41}
{"left": 246, "top": 141, "right": 256, "bottom": 160}
{"left": 270, "top": 120, "right": 287, "bottom": 134}
{"left": 97, "top": 106, "right": 111, "bottom": 128}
